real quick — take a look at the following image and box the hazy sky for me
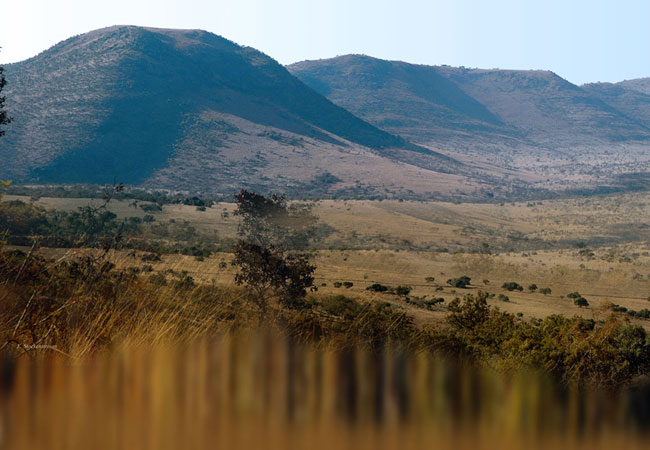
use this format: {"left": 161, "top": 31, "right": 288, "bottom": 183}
{"left": 1, "top": 0, "right": 649, "bottom": 85}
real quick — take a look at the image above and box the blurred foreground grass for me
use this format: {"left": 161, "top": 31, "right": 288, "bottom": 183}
{"left": 2, "top": 334, "right": 650, "bottom": 450}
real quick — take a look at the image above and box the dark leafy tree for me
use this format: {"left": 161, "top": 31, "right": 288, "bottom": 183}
{"left": 0, "top": 53, "right": 12, "bottom": 203}
{"left": 0, "top": 58, "right": 11, "bottom": 137}
{"left": 447, "top": 276, "right": 471, "bottom": 288}
{"left": 574, "top": 297, "right": 589, "bottom": 308}
{"left": 233, "top": 189, "right": 318, "bottom": 250}
{"left": 366, "top": 283, "right": 389, "bottom": 292}
{"left": 395, "top": 285, "right": 412, "bottom": 297}
{"left": 233, "top": 241, "right": 315, "bottom": 311}
{"left": 231, "top": 190, "right": 318, "bottom": 313}
{"left": 502, "top": 282, "right": 524, "bottom": 292}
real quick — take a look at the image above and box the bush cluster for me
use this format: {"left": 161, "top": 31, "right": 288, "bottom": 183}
{"left": 502, "top": 281, "right": 523, "bottom": 292}
{"left": 434, "top": 291, "right": 650, "bottom": 386}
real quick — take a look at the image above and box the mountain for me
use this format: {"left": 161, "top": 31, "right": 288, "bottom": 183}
{"left": 619, "top": 78, "right": 650, "bottom": 96}
{"left": 289, "top": 55, "right": 510, "bottom": 144}
{"left": 0, "top": 26, "right": 463, "bottom": 198}
{"left": 582, "top": 79, "right": 650, "bottom": 130}
{"left": 289, "top": 55, "right": 650, "bottom": 150}
{"left": 4, "top": 29, "right": 650, "bottom": 200}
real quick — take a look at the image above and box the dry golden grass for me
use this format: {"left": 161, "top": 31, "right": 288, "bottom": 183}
{"left": 3, "top": 335, "right": 648, "bottom": 450}
{"left": 9, "top": 189, "right": 650, "bottom": 248}
{"left": 25, "top": 244, "right": 650, "bottom": 331}
{"left": 5, "top": 192, "right": 650, "bottom": 449}
{"left": 9, "top": 190, "right": 650, "bottom": 327}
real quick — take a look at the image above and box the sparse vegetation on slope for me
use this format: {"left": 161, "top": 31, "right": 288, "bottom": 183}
{"left": 0, "top": 27, "right": 463, "bottom": 199}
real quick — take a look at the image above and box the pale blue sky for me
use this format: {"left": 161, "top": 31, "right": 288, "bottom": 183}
{"left": 1, "top": 0, "right": 649, "bottom": 85}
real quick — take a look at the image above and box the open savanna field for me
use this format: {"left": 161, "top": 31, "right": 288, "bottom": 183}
{"left": 7, "top": 190, "right": 650, "bottom": 327}
{"left": 6, "top": 189, "right": 650, "bottom": 449}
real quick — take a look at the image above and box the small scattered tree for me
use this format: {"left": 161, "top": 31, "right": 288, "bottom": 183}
{"left": 528, "top": 284, "right": 538, "bottom": 292}
{"left": 232, "top": 241, "right": 314, "bottom": 312}
{"left": 0, "top": 56, "right": 12, "bottom": 137}
{"left": 233, "top": 189, "right": 318, "bottom": 251}
{"left": 395, "top": 285, "right": 412, "bottom": 297}
{"left": 502, "top": 282, "right": 524, "bottom": 292}
{"left": 0, "top": 53, "right": 12, "bottom": 207}
{"left": 574, "top": 297, "right": 589, "bottom": 308}
{"left": 447, "top": 276, "right": 471, "bottom": 288}
{"left": 231, "top": 190, "right": 317, "bottom": 314}
{"left": 366, "top": 283, "right": 389, "bottom": 292}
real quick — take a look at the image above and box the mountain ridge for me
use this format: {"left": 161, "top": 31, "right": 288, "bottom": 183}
{"left": 288, "top": 55, "right": 650, "bottom": 149}
{"left": 3, "top": 29, "right": 650, "bottom": 200}
{"left": 0, "top": 26, "right": 463, "bottom": 198}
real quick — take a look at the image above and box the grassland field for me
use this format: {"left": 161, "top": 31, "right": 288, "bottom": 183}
{"left": 6, "top": 191, "right": 650, "bottom": 328}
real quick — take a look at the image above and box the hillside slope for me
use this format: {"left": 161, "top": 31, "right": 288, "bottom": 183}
{"left": 289, "top": 56, "right": 650, "bottom": 149}
{"left": 289, "top": 55, "right": 511, "bottom": 143}
{"left": 619, "top": 78, "right": 650, "bottom": 96}
{"left": 583, "top": 79, "right": 650, "bottom": 130}
{"left": 0, "top": 27, "right": 462, "bottom": 197}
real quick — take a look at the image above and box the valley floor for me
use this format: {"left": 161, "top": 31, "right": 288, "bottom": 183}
{"left": 11, "top": 189, "right": 650, "bottom": 329}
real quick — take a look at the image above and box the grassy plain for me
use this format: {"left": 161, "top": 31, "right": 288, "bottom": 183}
{"left": 5, "top": 191, "right": 650, "bottom": 449}
{"left": 9, "top": 191, "right": 650, "bottom": 327}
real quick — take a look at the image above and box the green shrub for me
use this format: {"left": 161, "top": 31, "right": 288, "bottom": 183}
{"left": 630, "top": 309, "right": 650, "bottom": 319}
{"left": 502, "top": 282, "right": 523, "bottom": 292}
{"left": 366, "top": 283, "right": 389, "bottom": 292}
{"left": 574, "top": 297, "right": 589, "bottom": 308}
{"left": 395, "top": 286, "right": 412, "bottom": 297}
{"left": 447, "top": 276, "right": 471, "bottom": 288}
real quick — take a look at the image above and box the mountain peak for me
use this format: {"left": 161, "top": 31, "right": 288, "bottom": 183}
{"left": 0, "top": 27, "right": 460, "bottom": 198}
